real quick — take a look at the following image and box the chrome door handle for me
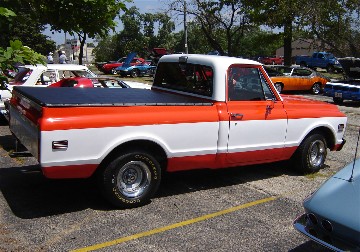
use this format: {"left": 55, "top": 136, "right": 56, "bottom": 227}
{"left": 230, "top": 113, "right": 243, "bottom": 120}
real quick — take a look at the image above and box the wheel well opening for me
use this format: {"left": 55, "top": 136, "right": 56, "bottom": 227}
{"left": 307, "top": 127, "right": 335, "bottom": 149}
{"left": 94, "top": 140, "right": 168, "bottom": 178}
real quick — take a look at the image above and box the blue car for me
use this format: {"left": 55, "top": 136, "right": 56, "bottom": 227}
{"left": 323, "top": 57, "right": 360, "bottom": 104}
{"left": 293, "top": 155, "right": 360, "bottom": 251}
{"left": 114, "top": 52, "right": 156, "bottom": 78}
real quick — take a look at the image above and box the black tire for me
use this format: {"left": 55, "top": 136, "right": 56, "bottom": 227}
{"left": 130, "top": 69, "right": 139, "bottom": 78}
{"left": 333, "top": 97, "right": 344, "bottom": 104}
{"left": 292, "top": 133, "right": 327, "bottom": 174}
{"left": 299, "top": 62, "right": 307, "bottom": 68}
{"left": 111, "top": 68, "right": 118, "bottom": 75}
{"left": 326, "top": 65, "right": 335, "bottom": 73}
{"left": 274, "top": 83, "right": 283, "bottom": 93}
{"left": 100, "top": 150, "right": 161, "bottom": 208}
{"left": 311, "top": 83, "right": 321, "bottom": 95}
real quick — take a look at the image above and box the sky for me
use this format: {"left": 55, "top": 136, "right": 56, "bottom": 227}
{"left": 43, "top": 0, "right": 168, "bottom": 45}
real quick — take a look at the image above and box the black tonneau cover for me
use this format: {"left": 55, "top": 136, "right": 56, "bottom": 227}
{"left": 13, "top": 86, "right": 213, "bottom": 107}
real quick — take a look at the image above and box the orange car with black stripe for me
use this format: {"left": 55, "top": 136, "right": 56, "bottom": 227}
{"left": 267, "top": 66, "right": 330, "bottom": 94}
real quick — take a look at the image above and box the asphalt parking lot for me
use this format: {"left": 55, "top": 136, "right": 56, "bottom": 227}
{"left": 0, "top": 94, "right": 359, "bottom": 252}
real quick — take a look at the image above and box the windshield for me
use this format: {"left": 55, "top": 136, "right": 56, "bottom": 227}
{"left": 13, "top": 68, "right": 32, "bottom": 84}
{"left": 325, "top": 53, "right": 335, "bottom": 59}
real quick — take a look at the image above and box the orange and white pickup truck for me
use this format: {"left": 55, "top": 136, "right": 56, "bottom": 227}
{"left": 8, "top": 54, "right": 347, "bottom": 208}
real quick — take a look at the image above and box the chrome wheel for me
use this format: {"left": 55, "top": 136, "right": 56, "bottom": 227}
{"left": 101, "top": 150, "right": 162, "bottom": 208}
{"left": 116, "top": 161, "right": 151, "bottom": 198}
{"left": 308, "top": 140, "right": 326, "bottom": 168}
{"left": 312, "top": 83, "right": 321, "bottom": 94}
{"left": 275, "top": 83, "right": 282, "bottom": 93}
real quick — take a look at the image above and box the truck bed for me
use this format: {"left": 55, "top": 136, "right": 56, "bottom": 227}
{"left": 13, "top": 86, "right": 213, "bottom": 107}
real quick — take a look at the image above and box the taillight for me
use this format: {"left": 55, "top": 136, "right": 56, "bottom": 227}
{"left": 12, "top": 93, "right": 42, "bottom": 125}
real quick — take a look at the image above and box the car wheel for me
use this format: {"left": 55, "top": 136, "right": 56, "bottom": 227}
{"left": 111, "top": 68, "right": 118, "bottom": 75}
{"left": 311, "top": 83, "right": 321, "bottom": 95}
{"left": 299, "top": 62, "right": 307, "bottom": 68}
{"left": 99, "top": 150, "right": 161, "bottom": 208}
{"left": 292, "top": 133, "right": 327, "bottom": 174}
{"left": 130, "top": 69, "right": 139, "bottom": 78}
{"left": 274, "top": 83, "right": 283, "bottom": 93}
{"left": 326, "top": 65, "right": 335, "bottom": 73}
{"left": 333, "top": 97, "right": 344, "bottom": 104}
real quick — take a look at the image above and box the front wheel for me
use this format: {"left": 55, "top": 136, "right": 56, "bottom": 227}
{"left": 111, "top": 68, "right": 118, "bottom": 75}
{"left": 311, "top": 83, "right": 321, "bottom": 95}
{"left": 100, "top": 150, "right": 161, "bottom": 208}
{"left": 292, "top": 133, "right": 327, "bottom": 174}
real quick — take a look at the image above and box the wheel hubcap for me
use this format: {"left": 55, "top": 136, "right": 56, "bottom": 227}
{"left": 313, "top": 84, "right": 320, "bottom": 94}
{"left": 117, "top": 161, "right": 151, "bottom": 198}
{"left": 309, "top": 140, "right": 325, "bottom": 167}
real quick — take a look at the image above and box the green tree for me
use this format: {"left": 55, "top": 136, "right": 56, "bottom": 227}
{"left": 244, "top": 0, "right": 304, "bottom": 65}
{"left": 301, "top": 0, "right": 360, "bottom": 57}
{"left": 33, "top": 0, "right": 127, "bottom": 64}
{"left": 170, "top": 0, "right": 256, "bottom": 57}
{"left": 0, "top": 6, "right": 45, "bottom": 72}
{"left": 0, "top": 1, "right": 56, "bottom": 56}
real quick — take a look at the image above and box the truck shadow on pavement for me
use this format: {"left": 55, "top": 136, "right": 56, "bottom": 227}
{"left": 0, "top": 160, "right": 303, "bottom": 219}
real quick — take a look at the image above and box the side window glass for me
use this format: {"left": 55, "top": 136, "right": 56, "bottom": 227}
{"left": 43, "top": 70, "right": 57, "bottom": 83}
{"left": 228, "top": 66, "right": 266, "bottom": 101}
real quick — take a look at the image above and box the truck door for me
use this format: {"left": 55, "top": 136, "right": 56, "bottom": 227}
{"left": 226, "top": 65, "right": 288, "bottom": 165}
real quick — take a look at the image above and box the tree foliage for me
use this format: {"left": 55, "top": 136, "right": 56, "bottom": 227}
{"left": 31, "top": 0, "right": 127, "bottom": 64}
{"left": 0, "top": 40, "right": 46, "bottom": 71}
{"left": 300, "top": 0, "right": 360, "bottom": 57}
{"left": 0, "top": 0, "right": 56, "bottom": 56}
{"left": 0, "top": 5, "right": 46, "bottom": 72}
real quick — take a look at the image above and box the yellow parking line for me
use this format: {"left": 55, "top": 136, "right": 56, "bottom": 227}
{"left": 72, "top": 196, "right": 276, "bottom": 252}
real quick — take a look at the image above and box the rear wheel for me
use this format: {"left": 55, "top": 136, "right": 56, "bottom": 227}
{"left": 99, "top": 150, "right": 161, "bottom": 208}
{"left": 333, "top": 97, "right": 344, "bottom": 104}
{"left": 326, "top": 65, "right": 335, "bottom": 73}
{"left": 311, "top": 83, "right": 321, "bottom": 94}
{"left": 274, "top": 83, "right": 283, "bottom": 93}
{"left": 299, "top": 62, "right": 307, "bottom": 68}
{"left": 130, "top": 69, "right": 139, "bottom": 78}
{"left": 292, "top": 133, "right": 327, "bottom": 174}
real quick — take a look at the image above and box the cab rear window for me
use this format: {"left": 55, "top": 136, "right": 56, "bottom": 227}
{"left": 153, "top": 62, "right": 213, "bottom": 97}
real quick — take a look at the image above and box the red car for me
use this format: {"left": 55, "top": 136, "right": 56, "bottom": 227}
{"left": 259, "top": 56, "right": 284, "bottom": 65}
{"left": 100, "top": 57, "right": 145, "bottom": 75}
{"left": 48, "top": 77, "right": 94, "bottom": 88}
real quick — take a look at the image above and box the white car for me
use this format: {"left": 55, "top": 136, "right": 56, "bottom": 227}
{"left": 0, "top": 64, "right": 97, "bottom": 116}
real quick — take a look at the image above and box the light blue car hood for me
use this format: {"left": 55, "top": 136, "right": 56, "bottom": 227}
{"left": 304, "top": 159, "right": 360, "bottom": 232}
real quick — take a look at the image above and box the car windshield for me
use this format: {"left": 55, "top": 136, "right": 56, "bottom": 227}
{"left": 325, "top": 53, "right": 335, "bottom": 59}
{"left": 13, "top": 68, "right": 32, "bottom": 83}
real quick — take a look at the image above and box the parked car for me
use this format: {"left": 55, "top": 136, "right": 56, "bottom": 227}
{"left": 293, "top": 153, "right": 360, "bottom": 251}
{"left": 323, "top": 57, "right": 360, "bottom": 104}
{"left": 114, "top": 52, "right": 156, "bottom": 77}
{"left": 100, "top": 56, "right": 145, "bottom": 75}
{"left": 0, "top": 64, "right": 97, "bottom": 117}
{"left": 268, "top": 66, "right": 330, "bottom": 94}
{"left": 295, "top": 52, "right": 342, "bottom": 73}
{"left": 259, "top": 56, "right": 284, "bottom": 65}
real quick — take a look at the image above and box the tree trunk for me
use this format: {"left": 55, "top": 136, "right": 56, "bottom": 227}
{"left": 78, "top": 33, "right": 86, "bottom": 65}
{"left": 283, "top": 18, "right": 292, "bottom": 66}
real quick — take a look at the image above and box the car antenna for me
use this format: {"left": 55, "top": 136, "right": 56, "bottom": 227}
{"left": 349, "top": 127, "right": 360, "bottom": 182}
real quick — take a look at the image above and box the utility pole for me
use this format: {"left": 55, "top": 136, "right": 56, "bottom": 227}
{"left": 184, "top": 0, "right": 188, "bottom": 54}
